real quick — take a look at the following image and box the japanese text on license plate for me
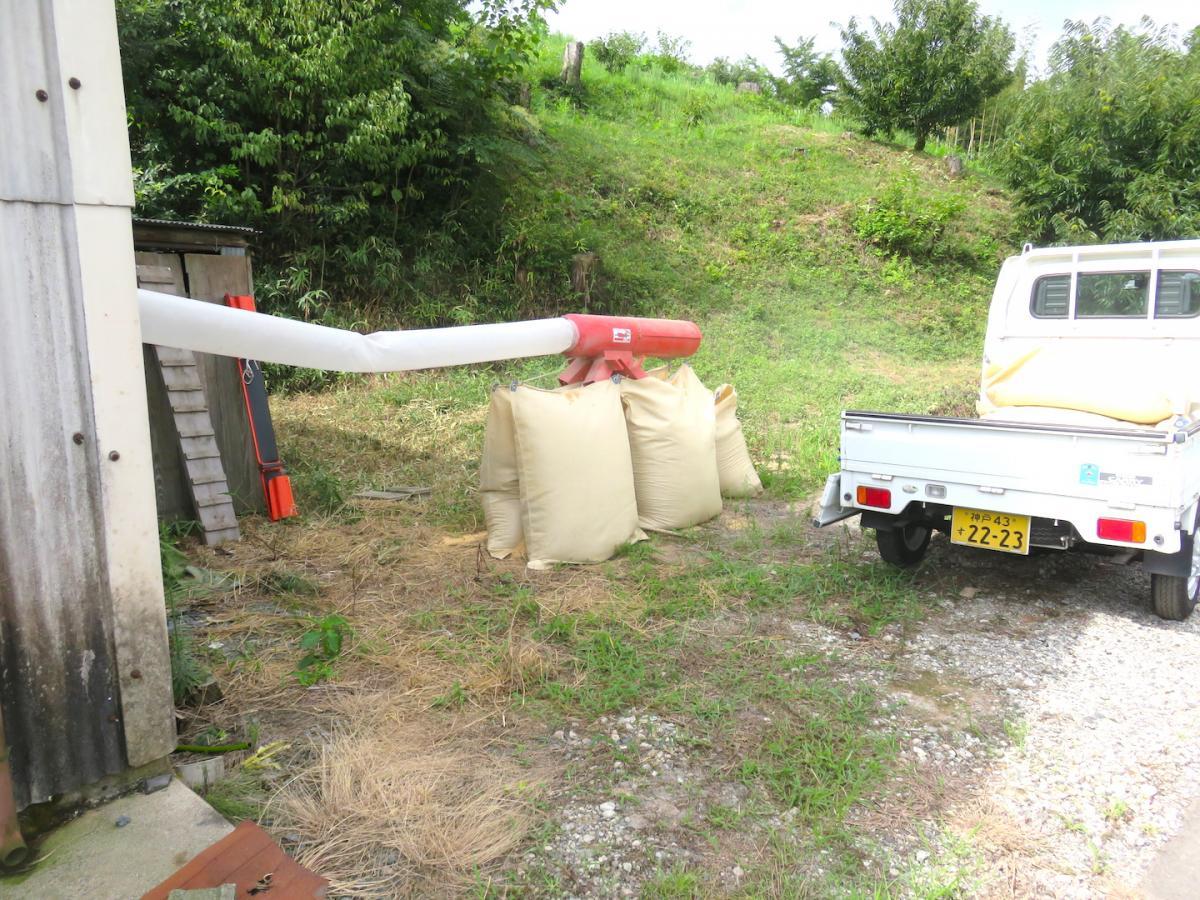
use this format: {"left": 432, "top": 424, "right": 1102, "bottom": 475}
{"left": 950, "top": 507, "right": 1030, "bottom": 555}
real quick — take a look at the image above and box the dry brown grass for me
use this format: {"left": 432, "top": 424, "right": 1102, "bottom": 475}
{"left": 265, "top": 702, "right": 546, "bottom": 897}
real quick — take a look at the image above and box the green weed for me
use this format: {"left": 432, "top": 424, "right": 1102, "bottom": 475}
{"left": 202, "top": 769, "right": 268, "bottom": 823}
{"left": 1003, "top": 717, "right": 1029, "bottom": 750}
{"left": 643, "top": 864, "right": 702, "bottom": 898}
{"left": 159, "top": 525, "right": 210, "bottom": 705}
{"left": 432, "top": 681, "right": 470, "bottom": 710}
{"left": 294, "top": 613, "right": 353, "bottom": 685}
{"left": 739, "top": 682, "right": 895, "bottom": 830}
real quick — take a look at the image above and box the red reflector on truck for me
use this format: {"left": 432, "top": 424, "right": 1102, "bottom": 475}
{"left": 856, "top": 486, "right": 892, "bottom": 508}
{"left": 1096, "top": 518, "right": 1146, "bottom": 543}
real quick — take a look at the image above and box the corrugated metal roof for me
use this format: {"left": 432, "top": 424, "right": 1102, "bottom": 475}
{"left": 133, "top": 217, "right": 260, "bottom": 235}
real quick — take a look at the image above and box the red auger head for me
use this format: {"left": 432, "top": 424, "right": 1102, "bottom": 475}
{"left": 559, "top": 314, "right": 703, "bottom": 385}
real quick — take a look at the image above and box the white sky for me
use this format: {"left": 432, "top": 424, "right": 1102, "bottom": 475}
{"left": 547, "top": 0, "right": 1200, "bottom": 75}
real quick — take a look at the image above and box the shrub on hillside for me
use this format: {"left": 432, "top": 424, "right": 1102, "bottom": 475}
{"left": 591, "top": 31, "right": 647, "bottom": 72}
{"left": 117, "top": 0, "right": 553, "bottom": 325}
{"left": 996, "top": 19, "right": 1200, "bottom": 244}
{"left": 705, "top": 55, "right": 771, "bottom": 89}
{"left": 650, "top": 31, "right": 693, "bottom": 74}
{"left": 854, "top": 171, "right": 966, "bottom": 258}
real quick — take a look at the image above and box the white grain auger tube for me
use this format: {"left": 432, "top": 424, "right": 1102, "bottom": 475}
{"left": 136, "top": 289, "right": 702, "bottom": 377}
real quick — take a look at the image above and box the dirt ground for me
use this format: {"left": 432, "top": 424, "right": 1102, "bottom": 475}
{"left": 175, "top": 498, "right": 1200, "bottom": 898}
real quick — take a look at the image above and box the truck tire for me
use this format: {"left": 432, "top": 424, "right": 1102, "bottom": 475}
{"left": 1150, "top": 515, "right": 1200, "bottom": 621}
{"left": 1150, "top": 574, "right": 1196, "bottom": 621}
{"left": 875, "top": 523, "right": 931, "bottom": 568}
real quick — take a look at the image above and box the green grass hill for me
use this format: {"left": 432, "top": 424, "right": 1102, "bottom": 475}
{"left": 274, "top": 36, "right": 1017, "bottom": 520}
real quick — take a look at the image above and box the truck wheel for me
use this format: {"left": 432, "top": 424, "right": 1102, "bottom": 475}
{"left": 1150, "top": 529, "right": 1200, "bottom": 621}
{"left": 1151, "top": 575, "right": 1197, "bottom": 621}
{"left": 876, "top": 523, "right": 931, "bottom": 568}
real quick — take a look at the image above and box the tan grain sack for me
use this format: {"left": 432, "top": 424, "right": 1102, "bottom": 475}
{"left": 479, "top": 386, "right": 524, "bottom": 558}
{"left": 511, "top": 379, "right": 644, "bottom": 569}
{"left": 978, "top": 343, "right": 1180, "bottom": 425}
{"left": 714, "top": 384, "right": 763, "bottom": 498}
{"left": 621, "top": 365, "right": 722, "bottom": 531}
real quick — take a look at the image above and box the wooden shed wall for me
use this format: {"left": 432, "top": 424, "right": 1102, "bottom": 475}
{"left": 136, "top": 251, "right": 265, "bottom": 518}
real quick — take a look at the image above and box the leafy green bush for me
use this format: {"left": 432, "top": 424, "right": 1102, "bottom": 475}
{"left": 591, "top": 31, "right": 647, "bottom": 72}
{"left": 839, "top": 0, "right": 1014, "bottom": 150}
{"left": 773, "top": 37, "right": 840, "bottom": 107}
{"left": 295, "top": 613, "right": 353, "bottom": 686}
{"left": 996, "top": 20, "right": 1200, "bottom": 243}
{"left": 117, "top": 0, "right": 553, "bottom": 324}
{"left": 649, "top": 31, "right": 692, "bottom": 74}
{"left": 680, "top": 95, "right": 713, "bottom": 128}
{"left": 853, "top": 171, "right": 966, "bottom": 258}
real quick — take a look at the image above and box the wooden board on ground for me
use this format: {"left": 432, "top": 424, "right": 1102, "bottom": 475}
{"left": 142, "top": 821, "right": 327, "bottom": 899}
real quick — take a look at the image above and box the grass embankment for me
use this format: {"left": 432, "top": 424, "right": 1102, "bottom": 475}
{"left": 172, "top": 39, "right": 1015, "bottom": 897}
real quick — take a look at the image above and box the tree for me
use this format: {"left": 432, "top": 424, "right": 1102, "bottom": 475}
{"left": 117, "top": 0, "right": 555, "bottom": 322}
{"left": 996, "top": 19, "right": 1200, "bottom": 244}
{"left": 773, "top": 37, "right": 840, "bottom": 106}
{"left": 706, "top": 55, "right": 772, "bottom": 89}
{"left": 591, "top": 31, "right": 647, "bottom": 72}
{"left": 838, "top": 0, "right": 1013, "bottom": 151}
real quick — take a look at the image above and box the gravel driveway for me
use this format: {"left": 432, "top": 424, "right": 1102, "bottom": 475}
{"left": 868, "top": 532, "right": 1200, "bottom": 897}
{"left": 516, "top": 512, "right": 1200, "bottom": 897}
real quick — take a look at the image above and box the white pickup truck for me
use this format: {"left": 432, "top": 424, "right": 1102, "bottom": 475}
{"left": 815, "top": 239, "right": 1200, "bottom": 620}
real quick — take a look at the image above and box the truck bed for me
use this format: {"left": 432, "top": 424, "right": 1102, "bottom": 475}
{"left": 828, "top": 410, "right": 1200, "bottom": 552}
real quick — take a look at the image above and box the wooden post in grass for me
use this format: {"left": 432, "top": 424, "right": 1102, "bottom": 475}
{"left": 570, "top": 252, "right": 600, "bottom": 309}
{"left": 561, "top": 42, "right": 584, "bottom": 86}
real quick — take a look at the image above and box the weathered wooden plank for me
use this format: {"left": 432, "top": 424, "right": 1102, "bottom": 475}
{"left": 202, "top": 527, "right": 242, "bottom": 547}
{"left": 172, "top": 411, "right": 217, "bottom": 439}
{"left": 163, "top": 390, "right": 209, "bottom": 412}
{"left": 132, "top": 223, "right": 250, "bottom": 255}
{"left": 135, "top": 251, "right": 186, "bottom": 294}
{"left": 179, "top": 435, "right": 221, "bottom": 460}
{"left": 161, "top": 366, "right": 205, "bottom": 391}
{"left": 183, "top": 455, "right": 228, "bottom": 480}
{"left": 138, "top": 254, "right": 194, "bottom": 522}
{"left": 155, "top": 346, "right": 198, "bottom": 366}
{"left": 136, "top": 264, "right": 177, "bottom": 285}
{"left": 197, "top": 504, "right": 238, "bottom": 532}
{"left": 143, "top": 821, "right": 327, "bottom": 899}
{"left": 191, "top": 481, "right": 234, "bottom": 505}
{"left": 182, "top": 254, "right": 264, "bottom": 516}
{"left": 149, "top": 338, "right": 241, "bottom": 545}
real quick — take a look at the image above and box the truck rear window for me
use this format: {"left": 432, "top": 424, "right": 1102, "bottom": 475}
{"left": 1030, "top": 275, "right": 1070, "bottom": 318}
{"left": 1030, "top": 270, "right": 1200, "bottom": 319}
{"left": 1155, "top": 271, "right": 1200, "bottom": 318}
{"left": 1075, "top": 272, "right": 1150, "bottom": 317}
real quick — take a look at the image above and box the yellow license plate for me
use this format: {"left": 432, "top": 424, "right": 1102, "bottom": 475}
{"left": 950, "top": 507, "right": 1030, "bottom": 555}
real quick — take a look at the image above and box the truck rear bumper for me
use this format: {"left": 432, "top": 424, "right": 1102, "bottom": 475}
{"left": 840, "top": 468, "right": 1187, "bottom": 554}
{"left": 812, "top": 473, "right": 859, "bottom": 527}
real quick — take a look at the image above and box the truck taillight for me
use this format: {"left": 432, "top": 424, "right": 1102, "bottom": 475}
{"left": 1096, "top": 518, "right": 1146, "bottom": 543}
{"left": 856, "top": 486, "right": 892, "bottom": 509}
